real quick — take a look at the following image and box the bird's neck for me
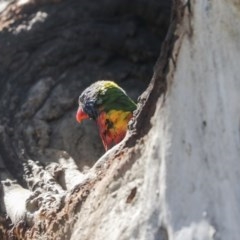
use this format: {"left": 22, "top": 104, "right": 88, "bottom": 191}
{"left": 96, "top": 110, "right": 133, "bottom": 151}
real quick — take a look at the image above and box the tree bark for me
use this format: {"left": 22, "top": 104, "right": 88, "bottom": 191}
{"left": 1, "top": 0, "right": 240, "bottom": 240}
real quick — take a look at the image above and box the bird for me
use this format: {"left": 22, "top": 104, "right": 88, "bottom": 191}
{"left": 76, "top": 80, "right": 137, "bottom": 151}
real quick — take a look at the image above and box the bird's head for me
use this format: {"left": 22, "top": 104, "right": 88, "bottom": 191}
{"left": 76, "top": 80, "right": 136, "bottom": 123}
{"left": 76, "top": 80, "right": 137, "bottom": 150}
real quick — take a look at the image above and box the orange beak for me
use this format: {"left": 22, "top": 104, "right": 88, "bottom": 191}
{"left": 76, "top": 106, "right": 89, "bottom": 123}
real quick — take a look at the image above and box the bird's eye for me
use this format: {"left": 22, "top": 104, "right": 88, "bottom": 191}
{"left": 78, "top": 95, "right": 84, "bottom": 105}
{"left": 84, "top": 100, "right": 98, "bottom": 119}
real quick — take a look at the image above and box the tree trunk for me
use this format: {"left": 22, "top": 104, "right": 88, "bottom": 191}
{"left": 1, "top": 0, "right": 240, "bottom": 239}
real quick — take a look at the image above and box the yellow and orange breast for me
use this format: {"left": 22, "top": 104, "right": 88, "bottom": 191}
{"left": 96, "top": 110, "right": 133, "bottom": 150}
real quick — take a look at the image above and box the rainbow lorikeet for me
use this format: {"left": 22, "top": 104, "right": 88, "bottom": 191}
{"left": 76, "top": 80, "right": 137, "bottom": 151}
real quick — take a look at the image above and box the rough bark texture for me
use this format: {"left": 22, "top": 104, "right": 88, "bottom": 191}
{"left": 1, "top": 0, "right": 239, "bottom": 240}
{"left": 0, "top": 0, "right": 171, "bottom": 239}
{"left": 0, "top": 0, "right": 170, "bottom": 173}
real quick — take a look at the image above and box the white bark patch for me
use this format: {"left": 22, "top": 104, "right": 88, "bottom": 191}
{"left": 160, "top": 1, "right": 240, "bottom": 239}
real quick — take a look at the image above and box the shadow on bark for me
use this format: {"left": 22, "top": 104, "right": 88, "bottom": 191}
{"left": 0, "top": 0, "right": 171, "bottom": 239}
